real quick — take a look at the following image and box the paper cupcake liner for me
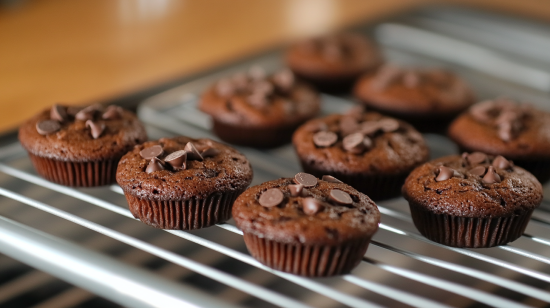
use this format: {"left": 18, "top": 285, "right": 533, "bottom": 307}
{"left": 28, "top": 153, "right": 117, "bottom": 187}
{"left": 243, "top": 233, "right": 371, "bottom": 277}
{"left": 212, "top": 120, "right": 303, "bottom": 148}
{"left": 300, "top": 160, "right": 407, "bottom": 200}
{"left": 124, "top": 190, "right": 243, "bottom": 230}
{"left": 409, "top": 202, "right": 533, "bottom": 248}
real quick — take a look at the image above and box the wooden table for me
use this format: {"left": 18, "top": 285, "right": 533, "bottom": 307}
{"left": 1, "top": 0, "right": 549, "bottom": 133}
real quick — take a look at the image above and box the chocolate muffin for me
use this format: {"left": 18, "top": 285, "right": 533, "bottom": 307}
{"left": 292, "top": 108, "right": 429, "bottom": 200}
{"left": 116, "top": 136, "right": 253, "bottom": 230}
{"left": 285, "top": 32, "right": 383, "bottom": 92}
{"left": 448, "top": 98, "right": 550, "bottom": 183}
{"left": 402, "top": 153, "right": 542, "bottom": 248}
{"left": 199, "top": 67, "right": 320, "bottom": 148}
{"left": 232, "top": 173, "right": 380, "bottom": 276}
{"left": 18, "top": 104, "right": 147, "bottom": 186}
{"left": 353, "top": 64, "right": 475, "bottom": 132}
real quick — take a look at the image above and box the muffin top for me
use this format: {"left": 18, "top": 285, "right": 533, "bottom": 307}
{"left": 353, "top": 65, "right": 475, "bottom": 117}
{"left": 448, "top": 99, "right": 550, "bottom": 159}
{"left": 402, "top": 153, "right": 542, "bottom": 218}
{"left": 232, "top": 173, "right": 380, "bottom": 245}
{"left": 292, "top": 109, "right": 429, "bottom": 175}
{"left": 285, "top": 32, "right": 382, "bottom": 79}
{"left": 199, "top": 67, "right": 320, "bottom": 127}
{"left": 18, "top": 104, "right": 147, "bottom": 162}
{"left": 116, "top": 137, "right": 253, "bottom": 201}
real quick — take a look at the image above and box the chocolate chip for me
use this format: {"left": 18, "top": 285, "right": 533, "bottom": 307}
{"left": 339, "top": 116, "right": 360, "bottom": 136}
{"left": 272, "top": 69, "right": 294, "bottom": 91}
{"left": 312, "top": 131, "right": 338, "bottom": 148}
{"left": 467, "top": 152, "right": 487, "bottom": 165}
{"left": 140, "top": 145, "right": 164, "bottom": 160}
{"left": 50, "top": 104, "right": 68, "bottom": 122}
{"left": 294, "top": 172, "right": 317, "bottom": 187}
{"left": 184, "top": 142, "right": 203, "bottom": 161}
{"left": 75, "top": 105, "right": 98, "bottom": 121}
{"left": 216, "top": 78, "right": 235, "bottom": 97}
{"left": 363, "top": 136, "right": 373, "bottom": 149}
{"left": 146, "top": 157, "right": 165, "bottom": 173}
{"left": 322, "top": 175, "right": 343, "bottom": 183}
{"left": 371, "top": 65, "right": 401, "bottom": 90}
{"left": 493, "top": 155, "right": 511, "bottom": 169}
{"left": 342, "top": 132, "right": 365, "bottom": 154}
{"left": 435, "top": 166, "right": 454, "bottom": 182}
{"left": 378, "top": 118, "right": 399, "bottom": 132}
{"left": 469, "top": 165, "right": 486, "bottom": 176}
{"left": 344, "top": 105, "right": 366, "bottom": 119}
{"left": 102, "top": 105, "right": 123, "bottom": 120}
{"left": 165, "top": 150, "right": 187, "bottom": 169}
{"left": 469, "top": 101, "right": 495, "bottom": 123}
{"left": 360, "top": 121, "right": 380, "bottom": 136}
{"left": 247, "top": 92, "right": 269, "bottom": 108}
{"left": 498, "top": 122, "right": 513, "bottom": 142}
{"left": 302, "top": 198, "right": 324, "bottom": 215}
{"left": 259, "top": 188, "right": 284, "bottom": 207}
{"left": 66, "top": 106, "right": 83, "bottom": 117}
{"left": 85, "top": 120, "right": 105, "bottom": 139}
{"left": 248, "top": 66, "right": 266, "bottom": 80}
{"left": 251, "top": 80, "right": 274, "bottom": 96}
{"left": 232, "top": 72, "right": 249, "bottom": 90}
{"left": 288, "top": 184, "right": 304, "bottom": 197}
{"left": 36, "top": 120, "right": 61, "bottom": 135}
{"left": 329, "top": 189, "right": 353, "bottom": 205}
{"left": 482, "top": 166, "right": 501, "bottom": 184}
{"left": 201, "top": 147, "right": 219, "bottom": 158}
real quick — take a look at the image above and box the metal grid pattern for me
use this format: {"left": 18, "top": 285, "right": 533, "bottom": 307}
{"left": 1, "top": 7, "right": 550, "bottom": 308}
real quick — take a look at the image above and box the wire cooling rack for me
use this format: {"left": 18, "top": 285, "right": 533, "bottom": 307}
{"left": 1, "top": 6, "right": 550, "bottom": 308}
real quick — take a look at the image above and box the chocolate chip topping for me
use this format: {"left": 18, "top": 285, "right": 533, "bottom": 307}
{"left": 313, "top": 131, "right": 338, "bottom": 147}
{"left": 248, "top": 66, "right": 266, "bottom": 80}
{"left": 329, "top": 189, "right": 353, "bottom": 205}
{"left": 435, "top": 166, "right": 455, "bottom": 182}
{"left": 342, "top": 132, "right": 365, "bottom": 154}
{"left": 216, "top": 78, "right": 235, "bottom": 97}
{"left": 200, "top": 147, "right": 220, "bottom": 158}
{"left": 466, "top": 152, "right": 487, "bottom": 165}
{"left": 288, "top": 184, "right": 304, "bottom": 197}
{"left": 75, "top": 105, "right": 100, "bottom": 121}
{"left": 468, "top": 99, "right": 532, "bottom": 142}
{"left": 102, "top": 105, "right": 123, "bottom": 120}
{"left": 322, "top": 175, "right": 343, "bottom": 183}
{"left": 359, "top": 121, "right": 380, "bottom": 136}
{"left": 140, "top": 145, "right": 164, "bottom": 160}
{"left": 339, "top": 116, "right": 360, "bottom": 136}
{"left": 50, "top": 104, "right": 68, "bottom": 122}
{"left": 165, "top": 150, "right": 187, "bottom": 169}
{"left": 184, "top": 142, "right": 203, "bottom": 161}
{"left": 302, "top": 197, "right": 324, "bottom": 215}
{"left": 482, "top": 166, "right": 501, "bottom": 184}
{"left": 378, "top": 118, "right": 399, "bottom": 132}
{"left": 85, "top": 120, "right": 105, "bottom": 139}
{"left": 259, "top": 188, "right": 284, "bottom": 207}
{"left": 294, "top": 172, "right": 317, "bottom": 187}
{"left": 469, "top": 165, "right": 486, "bottom": 176}
{"left": 146, "top": 157, "right": 165, "bottom": 173}
{"left": 492, "top": 156, "right": 511, "bottom": 169}
{"left": 272, "top": 69, "right": 295, "bottom": 91}
{"left": 36, "top": 120, "right": 61, "bottom": 135}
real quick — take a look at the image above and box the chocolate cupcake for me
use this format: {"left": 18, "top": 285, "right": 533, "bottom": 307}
{"left": 285, "top": 32, "right": 383, "bottom": 92}
{"left": 199, "top": 67, "right": 320, "bottom": 148}
{"left": 232, "top": 173, "right": 380, "bottom": 276}
{"left": 353, "top": 64, "right": 475, "bottom": 133}
{"left": 402, "top": 153, "right": 542, "bottom": 248}
{"left": 116, "top": 136, "right": 253, "bottom": 230}
{"left": 292, "top": 108, "right": 429, "bottom": 200}
{"left": 448, "top": 98, "right": 550, "bottom": 183}
{"left": 18, "top": 104, "right": 147, "bottom": 186}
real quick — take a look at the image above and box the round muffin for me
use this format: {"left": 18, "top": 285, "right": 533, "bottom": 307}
{"left": 285, "top": 32, "right": 383, "bottom": 92}
{"left": 116, "top": 136, "right": 253, "bottom": 230}
{"left": 292, "top": 108, "right": 429, "bottom": 200}
{"left": 353, "top": 64, "right": 475, "bottom": 133}
{"left": 199, "top": 67, "right": 320, "bottom": 148}
{"left": 448, "top": 99, "right": 550, "bottom": 183}
{"left": 402, "top": 153, "right": 542, "bottom": 248}
{"left": 18, "top": 104, "right": 147, "bottom": 186}
{"left": 232, "top": 173, "right": 380, "bottom": 276}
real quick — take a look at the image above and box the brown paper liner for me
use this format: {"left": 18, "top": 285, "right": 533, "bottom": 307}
{"left": 212, "top": 120, "right": 303, "bottom": 148}
{"left": 409, "top": 202, "right": 533, "bottom": 248}
{"left": 300, "top": 160, "right": 407, "bottom": 201}
{"left": 243, "top": 233, "right": 371, "bottom": 277}
{"left": 28, "top": 153, "right": 117, "bottom": 187}
{"left": 124, "top": 190, "right": 243, "bottom": 230}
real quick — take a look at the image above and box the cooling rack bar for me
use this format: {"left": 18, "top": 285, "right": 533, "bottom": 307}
{"left": 0, "top": 215, "right": 233, "bottom": 308}
{"left": 1, "top": 165, "right": 546, "bottom": 307}
{"left": 0, "top": 188, "right": 311, "bottom": 308}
